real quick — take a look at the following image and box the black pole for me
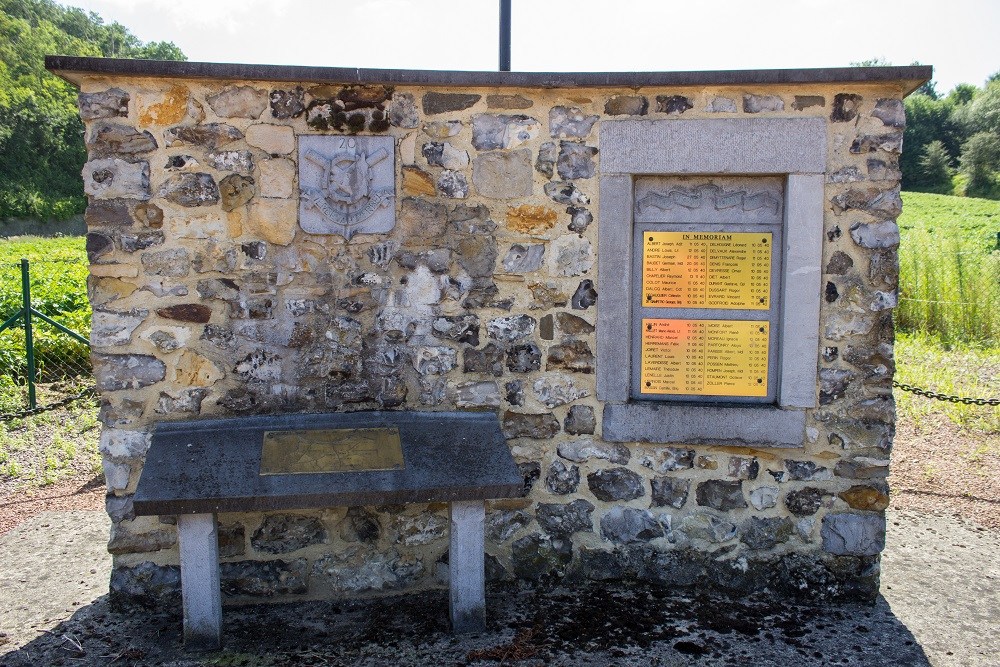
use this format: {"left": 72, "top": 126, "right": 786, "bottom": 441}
{"left": 499, "top": 0, "right": 511, "bottom": 72}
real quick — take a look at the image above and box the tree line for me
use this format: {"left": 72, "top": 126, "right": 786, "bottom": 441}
{"left": 903, "top": 76, "right": 1000, "bottom": 198}
{"left": 852, "top": 59, "right": 1000, "bottom": 199}
{"left": 0, "top": 0, "right": 184, "bottom": 221}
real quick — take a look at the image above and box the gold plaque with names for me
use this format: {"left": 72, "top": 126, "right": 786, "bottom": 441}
{"left": 640, "top": 319, "right": 769, "bottom": 397}
{"left": 260, "top": 427, "right": 404, "bottom": 475}
{"left": 642, "top": 232, "right": 772, "bottom": 310}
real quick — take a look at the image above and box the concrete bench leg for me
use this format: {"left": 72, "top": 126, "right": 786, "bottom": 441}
{"left": 449, "top": 500, "right": 486, "bottom": 633}
{"left": 177, "top": 513, "right": 222, "bottom": 650}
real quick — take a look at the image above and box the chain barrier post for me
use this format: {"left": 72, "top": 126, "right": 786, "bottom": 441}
{"left": 20, "top": 258, "right": 36, "bottom": 409}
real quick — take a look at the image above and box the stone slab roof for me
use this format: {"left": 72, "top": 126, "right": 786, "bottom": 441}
{"left": 46, "top": 56, "right": 932, "bottom": 95}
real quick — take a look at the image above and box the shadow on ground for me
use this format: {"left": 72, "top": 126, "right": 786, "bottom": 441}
{"left": 1, "top": 582, "right": 928, "bottom": 667}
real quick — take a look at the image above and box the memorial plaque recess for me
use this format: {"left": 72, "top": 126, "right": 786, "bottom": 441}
{"left": 630, "top": 177, "right": 784, "bottom": 404}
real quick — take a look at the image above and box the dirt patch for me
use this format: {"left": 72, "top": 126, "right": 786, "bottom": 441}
{"left": 0, "top": 474, "right": 104, "bottom": 536}
{"left": 888, "top": 414, "right": 1000, "bottom": 529}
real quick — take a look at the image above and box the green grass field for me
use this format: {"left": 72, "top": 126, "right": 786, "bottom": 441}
{"left": 895, "top": 332, "right": 1000, "bottom": 433}
{"left": 897, "top": 192, "right": 1000, "bottom": 345}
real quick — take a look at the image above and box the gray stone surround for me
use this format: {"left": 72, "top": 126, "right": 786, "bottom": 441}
{"left": 597, "top": 118, "right": 826, "bottom": 446}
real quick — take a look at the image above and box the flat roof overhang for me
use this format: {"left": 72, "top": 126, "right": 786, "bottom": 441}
{"left": 45, "top": 56, "right": 932, "bottom": 96}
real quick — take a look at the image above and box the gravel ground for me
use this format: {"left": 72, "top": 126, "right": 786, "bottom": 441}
{"left": 0, "top": 474, "right": 104, "bottom": 535}
{"left": 887, "top": 415, "right": 1000, "bottom": 530}
{"left": 0, "top": 508, "right": 998, "bottom": 666}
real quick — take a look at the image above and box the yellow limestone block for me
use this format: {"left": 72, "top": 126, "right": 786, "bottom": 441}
{"left": 248, "top": 199, "right": 298, "bottom": 246}
{"left": 226, "top": 207, "right": 246, "bottom": 237}
{"left": 402, "top": 166, "right": 436, "bottom": 196}
{"left": 90, "top": 263, "right": 139, "bottom": 278}
{"left": 174, "top": 350, "right": 225, "bottom": 387}
{"left": 89, "top": 277, "right": 138, "bottom": 305}
{"left": 138, "top": 85, "right": 202, "bottom": 126}
{"left": 258, "top": 158, "right": 296, "bottom": 198}
{"left": 506, "top": 205, "right": 557, "bottom": 234}
{"left": 245, "top": 124, "right": 295, "bottom": 155}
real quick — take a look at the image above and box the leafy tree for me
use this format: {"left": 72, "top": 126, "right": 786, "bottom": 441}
{"left": 0, "top": 0, "right": 185, "bottom": 221}
{"left": 902, "top": 94, "right": 962, "bottom": 189}
{"left": 917, "top": 140, "right": 953, "bottom": 194}
{"left": 850, "top": 57, "right": 894, "bottom": 67}
{"left": 132, "top": 41, "right": 186, "bottom": 61}
{"left": 965, "top": 80, "right": 1000, "bottom": 135}
{"left": 960, "top": 131, "right": 1000, "bottom": 196}
{"left": 947, "top": 83, "right": 977, "bottom": 106}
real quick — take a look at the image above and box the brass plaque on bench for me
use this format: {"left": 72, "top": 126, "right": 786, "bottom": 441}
{"left": 260, "top": 428, "right": 404, "bottom": 475}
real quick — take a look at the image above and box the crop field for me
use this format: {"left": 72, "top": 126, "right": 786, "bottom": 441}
{"left": 0, "top": 236, "right": 91, "bottom": 415}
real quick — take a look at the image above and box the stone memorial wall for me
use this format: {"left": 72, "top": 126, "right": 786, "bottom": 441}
{"left": 48, "top": 57, "right": 927, "bottom": 604}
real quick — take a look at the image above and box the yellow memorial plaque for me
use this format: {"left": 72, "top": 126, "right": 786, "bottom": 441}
{"left": 640, "top": 319, "right": 769, "bottom": 397}
{"left": 642, "top": 232, "right": 772, "bottom": 310}
{"left": 260, "top": 427, "right": 404, "bottom": 475}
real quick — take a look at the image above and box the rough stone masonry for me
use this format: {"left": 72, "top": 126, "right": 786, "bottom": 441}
{"left": 47, "top": 56, "right": 928, "bottom": 606}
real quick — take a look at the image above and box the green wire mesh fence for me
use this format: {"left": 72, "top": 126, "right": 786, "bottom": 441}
{"left": 1, "top": 258, "right": 93, "bottom": 418}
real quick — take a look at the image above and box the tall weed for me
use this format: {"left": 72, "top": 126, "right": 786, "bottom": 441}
{"left": 895, "top": 332, "right": 1000, "bottom": 433}
{"left": 897, "top": 193, "right": 1000, "bottom": 345}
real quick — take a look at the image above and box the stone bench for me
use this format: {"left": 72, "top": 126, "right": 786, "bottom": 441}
{"left": 132, "top": 411, "right": 523, "bottom": 650}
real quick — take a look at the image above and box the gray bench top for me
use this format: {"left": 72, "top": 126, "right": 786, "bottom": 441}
{"left": 133, "top": 411, "right": 523, "bottom": 516}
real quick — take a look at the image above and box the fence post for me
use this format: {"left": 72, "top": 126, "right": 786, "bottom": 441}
{"left": 21, "top": 258, "right": 36, "bottom": 409}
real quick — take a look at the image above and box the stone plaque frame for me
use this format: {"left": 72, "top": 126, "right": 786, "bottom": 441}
{"left": 597, "top": 118, "right": 825, "bottom": 447}
{"left": 298, "top": 135, "right": 396, "bottom": 240}
{"left": 631, "top": 176, "right": 785, "bottom": 404}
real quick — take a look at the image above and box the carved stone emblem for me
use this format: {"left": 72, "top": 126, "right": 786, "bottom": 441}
{"left": 298, "top": 135, "right": 395, "bottom": 239}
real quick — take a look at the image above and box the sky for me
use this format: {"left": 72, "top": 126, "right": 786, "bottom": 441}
{"left": 64, "top": 0, "right": 999, "bottom": 95}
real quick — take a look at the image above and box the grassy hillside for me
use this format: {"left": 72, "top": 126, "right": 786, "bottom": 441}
{"left": 0, "top": 0, "right": 185, "bottom": 221}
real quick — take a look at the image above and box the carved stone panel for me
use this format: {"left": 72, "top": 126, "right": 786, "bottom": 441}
{"left": 634, "top": 176, "right": 783, "bottom": 225}
{"left": 298, "top": 135, "right": 395, "bottom": 240}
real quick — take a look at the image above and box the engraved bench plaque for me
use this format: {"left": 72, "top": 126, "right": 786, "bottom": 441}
{"left": 298, "top": 135, "right": 395, "bottom": 240}
{"left": 260, "top": 427, "right": 404, "bottom": 474}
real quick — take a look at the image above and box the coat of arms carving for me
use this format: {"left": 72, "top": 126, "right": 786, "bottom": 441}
{"left": 298, "top": 135, "right": 395, "bottom": 239}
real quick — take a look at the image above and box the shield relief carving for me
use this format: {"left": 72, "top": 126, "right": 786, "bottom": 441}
{"left": 298, "top": 135, "right": 396, "bottom": 240}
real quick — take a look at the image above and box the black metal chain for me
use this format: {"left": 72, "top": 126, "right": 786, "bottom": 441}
{"left": 0, "top": 387, "right": 98, "bottom": 422}
{"left": 893, "top": 381, "right": 1000, "bottom": 406}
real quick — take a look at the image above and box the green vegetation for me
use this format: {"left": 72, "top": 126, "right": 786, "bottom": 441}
{"left": 897, "top": 192, "right": 1000, "bottom": 345}
{"left": 894, "top": 332, "right": 1000, "bottom": 433}
{"left": 854, "top": 59, "right": 1000, "bottom": 197}
{"left": 0, "top": 235, "right": 90, "bottom": 412}
{"left": 904, "top": 78, "right": 1000, "bottom": 197}
{"left": 0, "top": 0, "right": 184, "bottom": 221}
{"left": 0, "top": 399, "right": 100, "bottom": 487}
